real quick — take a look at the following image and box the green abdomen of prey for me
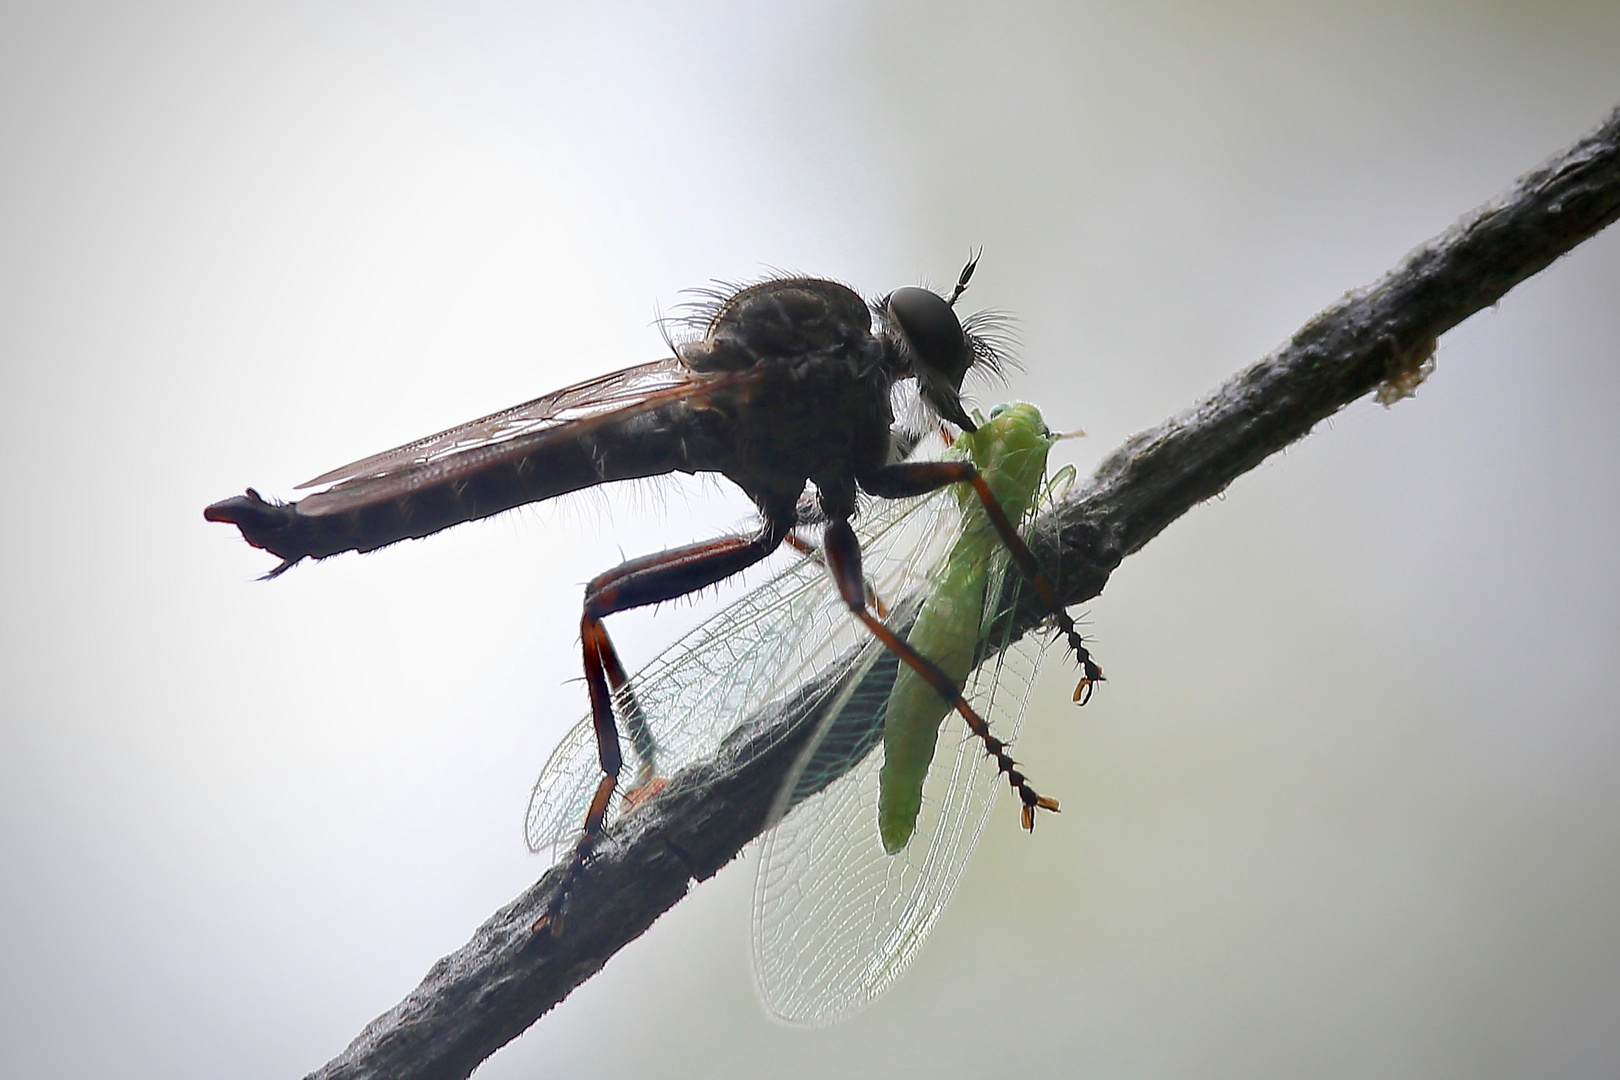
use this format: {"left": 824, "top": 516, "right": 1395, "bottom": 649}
{"left": 876, "top": 403, "right": 1054, "bottom": 853}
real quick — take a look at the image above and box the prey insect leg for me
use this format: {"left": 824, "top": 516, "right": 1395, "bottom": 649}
{"left": 821, "top": 517, "right": 1059, "bottom": 832}
{"left": 864, "top": 459, "right": 1105, "bottom": 704}
{"left": 543, "top": 515, "right": 793, "bottom": 931}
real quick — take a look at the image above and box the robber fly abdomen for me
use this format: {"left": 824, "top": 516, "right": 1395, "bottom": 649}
{"left": 205, "top": 391, "right": 723, "bottom": 568}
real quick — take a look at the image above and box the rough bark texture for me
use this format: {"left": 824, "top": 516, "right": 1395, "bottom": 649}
{"left": 305, "top": 104, "right": 1620, "bottom": 1080}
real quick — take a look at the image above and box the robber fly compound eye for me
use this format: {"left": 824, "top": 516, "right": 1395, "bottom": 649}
{"left": 885, "top": 286, "right": 976, "bottom": 431}
{"left": 886, "top": 288, "right": 971, "bottom": 385}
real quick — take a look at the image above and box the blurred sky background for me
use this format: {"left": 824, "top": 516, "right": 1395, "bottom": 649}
{"left": 3, "top": 2, "right": 1619, "bottom": 1078}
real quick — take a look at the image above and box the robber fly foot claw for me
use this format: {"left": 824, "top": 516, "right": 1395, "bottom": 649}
{"left": 622, "top": 775, "right": 668, "bottom": 811}
{"left": 534, "top": 904, "right": 568, "bottom": 937}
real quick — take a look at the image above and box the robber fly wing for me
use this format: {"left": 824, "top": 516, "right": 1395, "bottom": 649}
{"left": 292, "top": 358, "right": 763, "bottom": 518}
{"left": 298, "top": 358, "right": 694, "bottom": 490}
{"left": 750, "top": 474, "right": 1057, "bottom": 1026}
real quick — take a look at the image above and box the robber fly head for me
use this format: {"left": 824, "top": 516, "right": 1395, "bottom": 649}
{"left": 879, "top": 255, "right": 1012, "bottom": 433}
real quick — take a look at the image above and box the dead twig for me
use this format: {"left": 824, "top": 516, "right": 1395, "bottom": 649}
{"left": 305, "top": 103, "right": 1620, "bottom": 1080}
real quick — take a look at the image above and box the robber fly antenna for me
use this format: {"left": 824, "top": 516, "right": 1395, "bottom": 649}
{"left": 946, "top": 249, "right": 981, "bottom": 308}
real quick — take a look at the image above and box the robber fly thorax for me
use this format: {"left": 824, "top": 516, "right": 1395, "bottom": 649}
{"left": 660, "top": 277, "right": 909, "bottom": 524}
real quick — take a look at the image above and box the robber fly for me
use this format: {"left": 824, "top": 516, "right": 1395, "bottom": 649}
{"left": 205, "top": 257, "right": 1103, "bottom": 920}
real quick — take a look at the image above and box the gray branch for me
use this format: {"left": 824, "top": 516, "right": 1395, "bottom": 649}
{"left": 305, "top": 104, "right": 1620, "bottom": 1080}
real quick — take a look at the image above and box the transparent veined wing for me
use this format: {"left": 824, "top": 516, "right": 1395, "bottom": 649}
{"left": 750, "top": 458, "right": 1062, "bottom": 1025}
{"left": 523, "top": 428, "right": 965, "bottom": 858}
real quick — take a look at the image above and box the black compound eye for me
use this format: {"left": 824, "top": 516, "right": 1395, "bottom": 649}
{"left": 886, "top": 287, "right": 970, "bottom": 387}
{"left": 886, "top": 286, "right": 976, "bottom": 430}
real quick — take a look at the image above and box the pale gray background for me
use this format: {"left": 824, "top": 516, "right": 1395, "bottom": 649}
{"left": 3, "top": 2, "right": 1619, "bottom": 1078}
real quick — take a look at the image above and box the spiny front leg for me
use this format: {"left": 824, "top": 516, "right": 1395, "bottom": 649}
{"left": 821, "top": 518, "right": 1059, "bottom": 834}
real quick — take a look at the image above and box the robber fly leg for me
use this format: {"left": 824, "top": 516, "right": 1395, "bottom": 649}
{"left": 864, "top": 459, "right": 1105, "bottom": 705}
{"left": 782, "top": 532, "right": 889, "bottom": 618}
{"left": 543, "top": 513, "right": 794, "bottom": 932}
{"left": 821, "top": 517, "right": 1059, "bottom": 832}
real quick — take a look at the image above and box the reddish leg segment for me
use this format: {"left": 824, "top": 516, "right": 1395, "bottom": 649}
{"left": 544, "top": 517, "right": 791, "bottom": 931}
{"left": 784, "top": 531, "right": 888, "bottom": 617}
{"left": 863, "top": 459, "right": 1106, "bottom": 703}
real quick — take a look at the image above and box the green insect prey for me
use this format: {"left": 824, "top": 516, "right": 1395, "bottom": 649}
{"left": 877, "top": 402, "right": 1060, "bottom": 852}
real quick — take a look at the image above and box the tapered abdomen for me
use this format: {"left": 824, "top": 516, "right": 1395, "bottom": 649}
{"left": 205, "top": 404, "right": 723, "bottom": 566}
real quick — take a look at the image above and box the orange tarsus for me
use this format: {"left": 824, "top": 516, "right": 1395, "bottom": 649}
{"left": 622, "top": 776, "right": 668, "bottom": 811}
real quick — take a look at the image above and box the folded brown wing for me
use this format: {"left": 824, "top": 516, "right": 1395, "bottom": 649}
{"left": 205, "top": 360, "right": 760, "bottom": 565}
